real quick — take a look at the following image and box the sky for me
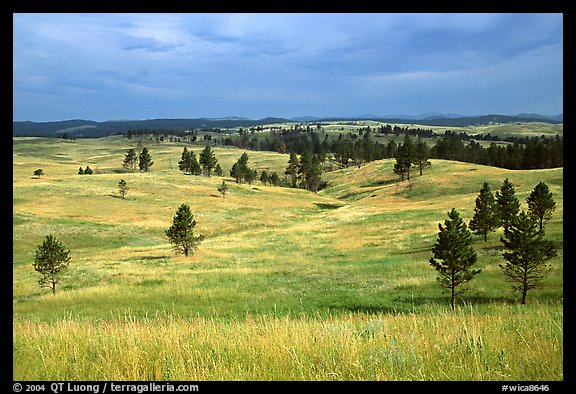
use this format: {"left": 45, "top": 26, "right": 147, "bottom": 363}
{"left": 13, "top": 13, "right": 563, "bottom": 122}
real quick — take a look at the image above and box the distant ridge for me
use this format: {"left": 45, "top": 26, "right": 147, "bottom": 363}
{"left": 13, "top": 113, "right": 562, "bottom": 137}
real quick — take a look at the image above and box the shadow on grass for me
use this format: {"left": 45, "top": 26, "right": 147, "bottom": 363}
{"left": 314, "top": 203, "right": 344, "bottom": 210}
{"left": 327, "top": 294, "right": 525, "bottom": 315}
{"left": 395, "top": 245, "right": 433, "bottom": 255}
{"left": 138, "top": 255, "right": 169, "bottom": 261}
{"left": 359, "top": 179, "right": 398, "bottom": 188}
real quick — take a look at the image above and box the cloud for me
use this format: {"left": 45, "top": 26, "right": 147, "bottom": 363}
{"left": 13, "top": 13, "right": 563, "bottom": 121}
{"left": 121, "top": 37, "right": 185, "bottom": 53}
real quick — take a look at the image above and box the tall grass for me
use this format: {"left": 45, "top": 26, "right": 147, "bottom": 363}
{"left": 13, "top": 301, "right": 562, "bottom": 381}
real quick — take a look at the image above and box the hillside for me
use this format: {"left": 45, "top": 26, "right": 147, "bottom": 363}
{"left": 13, "top": 114, "right": 562, "bottom": 138}
{"left": 13, "top": 136, "right": 563, "bottom": 380}
{"left": 13, "top": 136, "right": 563, "bottom": 319}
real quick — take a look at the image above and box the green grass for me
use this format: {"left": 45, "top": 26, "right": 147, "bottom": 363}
{"left": 13, "top": 136, "right": 563, "bottom": 380}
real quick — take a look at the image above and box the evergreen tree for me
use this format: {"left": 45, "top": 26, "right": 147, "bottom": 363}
{"left": 230, "top": 162, "right": 242, "bottom": 183}
{"left": 32, "top": 235, "right": 71, "bottom": 295}
{"left": 217, "top": 180, "right": 229, "bottom": 198}
{"left": 260, "top": 170, "right": 269, "bottom": 185}
{"left": 285, "top": 152, "right": 300, "bottom": 187}
{"left": 496, "top": 178, "right": 520, "bottom": 230}
{"left": 78, "top": 167, "right": 84, "bottom": 175}
{"left": 33, "top": 169, "right": 44, "bottom": 178}
{"left": 430, "top": 208, "right": 481, "bottom": 310}
{"left": 270, "top": 172, "right": 280, "bottom": 186}
{"left": 190, "top": 151, "right": 201, "bottom": 175}
{"left": 469, "top": 182, "right": 500, "bottom": 242}
{"left": 123, "top": 148, "right": 138, "bottom": 172}
{"left": 215, "top": 163, "right": 223, "bottom": 177}
{"left": 245, "top": 168, "right": 258, "bottom": 185}
{"left": 526, "top": 181, "right": 556, "bottom": 231}
{"left": 238, "top": 152, "right": 249, "bottom": 168}
{"left": 334, "top": 141, "right": 352, "bottom": 168}
{"left": 298, "top": 150, "right": 323, "bottom": 192}
{"left": 84, "top": 166, "right": 93, "bottom": 175}
{"left": 500, "top": 211, "right": 557, "bottom": 304}
{"left": 386, "top": 140, "right": 398, "bottom": 158}
{"left": 229, "top": 152, "right": 255, "bottom": 183}
{"left": 178, "top": 147, "right": 192, "bottom": 174}
{"left": 414, "top": 137, "right": 431, "bottom": 176}
{"left": 139, "top": 147, "right": 154, "bottom": 172}
{"left": 393, "top": 135, "right": 414, "bottom": 181}
{"left": 165, "top": 204, "right": 204, "bottom": 257}
{"left": 118, "top": 179, "right": 128, "bottom": 199}
{"left": 199, "top": 145, "right": 218, "bottom": 177}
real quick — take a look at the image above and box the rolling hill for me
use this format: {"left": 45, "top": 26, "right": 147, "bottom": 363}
{"left": 12, "top": 136, "right": 563, "bottom": 380}
{"left": 13, "top": 113, "right": 562, "bottom": 138}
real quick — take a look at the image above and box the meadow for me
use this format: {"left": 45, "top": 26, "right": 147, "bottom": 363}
{"left": 12, "top": 135, "right": 563, "bottom": 380}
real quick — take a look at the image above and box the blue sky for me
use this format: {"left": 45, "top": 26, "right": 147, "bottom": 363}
{"left": 13, "top": 13, "right": 563, "bottom": 121}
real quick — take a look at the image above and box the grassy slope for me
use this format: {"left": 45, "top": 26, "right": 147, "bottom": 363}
{"left": 12, "top": 136, "right": 563, "bottom": 380}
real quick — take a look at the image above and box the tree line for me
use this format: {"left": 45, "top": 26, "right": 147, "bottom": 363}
{"left": 220, "top": 129, "right": 562, "bottom": 171}
{"left": 120, "top": 123, "right": 562, "bottom": 172}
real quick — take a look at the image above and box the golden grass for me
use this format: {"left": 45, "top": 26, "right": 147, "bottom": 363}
{"left": 13, "top": 302, "right": 562, "bottom": 381}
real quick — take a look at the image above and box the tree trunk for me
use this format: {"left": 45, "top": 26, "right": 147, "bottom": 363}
{"left": 521, "top": 282, "right": 527, "bottom": 304}
{"left": 521, "top": 273, "right": 528, "bottom": 304}
{"left": 451, "top": 284, "right": 456, "bottom": 311}
{"left": 52, "top": 282, "right": 56, "bottom": 295}
{"left": 484, "top": 232, "right": 488, "bottom": 242}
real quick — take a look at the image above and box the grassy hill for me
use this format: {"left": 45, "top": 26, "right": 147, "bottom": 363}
{"left": 12, "top": 136, "right": 563, "bottom": 380}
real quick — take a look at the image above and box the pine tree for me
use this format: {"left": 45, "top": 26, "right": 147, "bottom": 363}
{"left": 430, "top": 208, "right": 481, "bottom": 310}
{"left": 139, "top": 147, "right": 154, "bottom": 172}
{"left": 245, "top": 168, "right": 258, "bottom": 185}
{"left": 78, "top": 167, "right": 84, "bottom": 175}
{"left": 260, "top": 170, "right": 269, "bottom": 185}
{"left": 178, "top": 147, "right": 192, "bottom": 174}
{"left": 496, "top": 178, "right": 520, "bottom": 230}
{"left": 32, "top": 235, "right": 71, "bottom": 295}
{"left": 298, "top": 150, "right": 323, "bottom": 192}
{"left": 118, "top": 179, "right": 128, "bottom": 199}
{"left": 526, "top": 181, "right": 556, "bottom": 231}
{"left": 414, "top": 137, "right": 431, "bottom": 176}
{"left": 165, "top": 204, "right": 204, "bottom": 257}
{"left": 393, "top": 135, "right": 414, "bottom": 181}
{"left": 84, "top": 166, "right": 93, "bottom": 175}
{"left": 469, "top": 182, "right": 500, "bottom": 242}
{"left": 230, "top": 162, "right": 242, "bottom": 183}
{"left": 190, "top": 151, "right": 201, "bottom": 176}
{"left": 199, "top": 145, "right": 218, "bottom": 177}
{"left": 33, "top": 169, "right": 44, "bottom": 178}
{"left": 123, "top": 148, "right": 138, "bottom": 172}
{"left": 500, "top": 211, "right": 557, "bottom": 304}
{"left": 270, "top": 172, "right": 280, "bottom": 186}
{"left": 230, "top": 152, "right": 253, "bottom": 183}
{"left": 334, "top": 141, "right": 352, "bottom": 168}
{"left": 215, "top": 163, "right": 223, "bottom": 177}
{"left": 217, "top": 180, "right": 229, "bottom": 198}
{"left": 285, "top": 152, "right": 299, "bottom": 188}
